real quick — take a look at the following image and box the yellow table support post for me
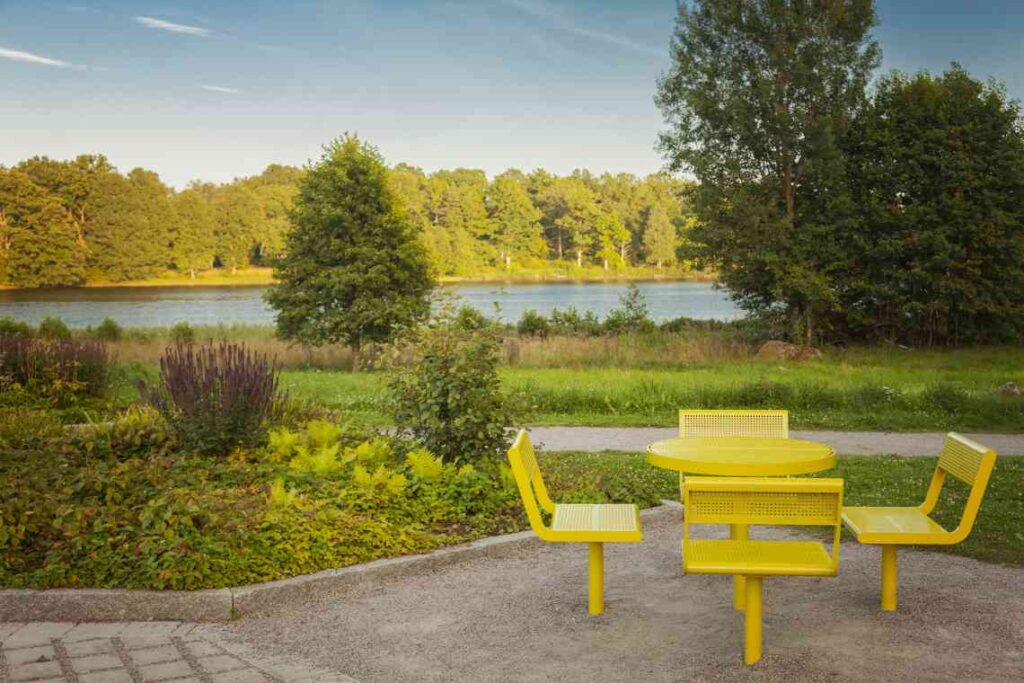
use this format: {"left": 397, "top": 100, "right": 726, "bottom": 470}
{"left": 588, "top": 542, "right": 604, "bottom": 615}
{"left": 731, "top": 524, "right": 748, "bottom": 610}
{"left": 881, "top": 545, "right": 898, "bottom": 612}
{"left": 743, "top": 576, "right": 763, "bottom": 665}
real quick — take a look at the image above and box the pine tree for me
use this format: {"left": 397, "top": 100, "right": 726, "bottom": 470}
{"left": 642, "top": 204, "right": 677, "bottom": 268}
{"left": 266, "top": 135, "right": 434, "bottom": 368}
{"left": 488, "top": 175, "right": 544, "bottom": 268}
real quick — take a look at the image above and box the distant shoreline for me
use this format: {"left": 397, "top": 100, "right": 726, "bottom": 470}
{"left": 1, "top": 268, "right": 717, "bottom": 292}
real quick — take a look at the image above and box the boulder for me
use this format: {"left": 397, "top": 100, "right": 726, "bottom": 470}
{"left": 756, "top": 340, "right": 823, "bottom": 361}
{"left": 998, "top": 381, "right": 1021, "bottom": 398}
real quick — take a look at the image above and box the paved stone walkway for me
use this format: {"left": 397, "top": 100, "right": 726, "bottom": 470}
{"left": 527, "top": 427, "right": 1024, "bottom": 455}
{"left": 0, "top": 622, "right": 354, "bottom": 683}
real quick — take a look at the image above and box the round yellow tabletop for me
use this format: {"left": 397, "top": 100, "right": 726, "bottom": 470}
{"left": 646, "top": 436, "right": 836, "bottom": 476}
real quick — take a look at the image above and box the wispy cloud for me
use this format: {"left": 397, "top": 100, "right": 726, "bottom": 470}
{"left": 0, "top": 47, "right": 81, "bottom": 69}
{"left": 500, "top": 0, "right": 662, "bottom": 57}
{"left": 135, "top": 16, "right": 212, "bottom": 37}
{"left": 201, "top": 84, "right": 243, "bottom": 94}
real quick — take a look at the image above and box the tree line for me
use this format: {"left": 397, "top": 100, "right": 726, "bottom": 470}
{"left": 0, "top": 155, "right": 694, "bottom": 288}
{"left": 658, "top": 0, "right": 1024, "bottom": 346}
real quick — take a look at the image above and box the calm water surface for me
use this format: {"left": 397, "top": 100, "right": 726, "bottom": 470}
{"left": 0, "top": 281, "right": 742, "bottom": 328}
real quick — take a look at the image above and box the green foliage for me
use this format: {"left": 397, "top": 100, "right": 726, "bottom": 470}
{"left": 841, "top": 65, "right": 1024, "bottom": 344}
{"left": 516, "top": 309, "right": 551, "bottom": 337}
{"left": 657, "top": 0, "right": 880, "bottom": 344}
{"left": 387, "top": 317, "right": 514, "bottom": 466}
{"left": 603, "top": 284, "right": 655, "bottom": 334}
{"left": 453, "top": 305, "right": 494, "bottom": 332}
{"left": 38, "top": 316, "right": 71, "bottom": 340}
{"left": 168, "top": 321, "right": 196, "bottom": 344}
{"left": 266, "top": 135, "right": 435, "bottom": 362}
{"left": 93, "top": 317, "right": 123, "bottom": 342}
{"left": 0, "top": 316, "right": 34, "bottom": 338}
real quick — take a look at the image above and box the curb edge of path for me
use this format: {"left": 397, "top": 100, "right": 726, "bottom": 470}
{"left": 0, "top": 504, "right": 679, "bottom": 624}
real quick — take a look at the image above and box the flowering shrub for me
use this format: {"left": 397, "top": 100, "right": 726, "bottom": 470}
{"left": 140, "top": 342, "right": 282, "bottom": 456}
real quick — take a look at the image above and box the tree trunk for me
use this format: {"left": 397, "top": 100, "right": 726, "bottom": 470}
{"left": 603, "top": 258, "right": 608, "bottom": 270}
{"left": 190, "top": 268, "right": 196, "bottom": 280}
{"left": 557, "top": 232, "right": 563, "bottom": 259}
{"left": 351, "top": 340, "right": 361, "bottom": 373}
{"left": 576, "top": 250, "right": 583, "bottom": 268}
{"left": 504, "top": 254, "right": 511, "bottom": 269}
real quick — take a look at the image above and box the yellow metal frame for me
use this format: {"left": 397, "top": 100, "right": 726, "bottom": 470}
{"left": 675, "top": 409, "right": 793, "bottom": 609}
{"left": 507, "top": 429, "right": 642, "bottom": 615}
{"left": 683, "top": 477, "right": 843, "bottom": 665}
{"left": 841, "top": 432, "right": 997, "bottom": 611}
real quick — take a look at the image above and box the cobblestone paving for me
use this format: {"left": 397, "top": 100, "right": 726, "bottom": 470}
{"left": 0, "top": 622, "right": 355, "bottom": 683}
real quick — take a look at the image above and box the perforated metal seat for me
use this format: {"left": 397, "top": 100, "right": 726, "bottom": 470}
{"left": 842, "top": 432, "right": 998, "bottom": 611}
{"left": 683, "top": 476, "right": 844, "bottom": 665}
{"left": 684, "top": 540, "right": 834, "bottom": 576}
{"left": 551, "top": 504, "right": 642, "bottom": 543}
{"left": 506, "top": 430, "right": 643, "bottom": 615}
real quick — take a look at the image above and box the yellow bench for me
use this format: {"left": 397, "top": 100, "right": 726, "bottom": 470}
{"left": 842, "top": 432, "right": 997, "bottom": 611}
{"left": 507, "top": 430, "right": 642, "bottom": 615}
{"left": 678, "top": 409, "right": 789, "bottom": 608}
{"left": 683, "top": 477, "right": 843, "bottom": 665}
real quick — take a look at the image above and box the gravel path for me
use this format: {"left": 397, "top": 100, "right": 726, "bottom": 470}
{"left": 527, "top": 427, "right": 1024, "bottom": 455}
{"left": 208, "top": 508, "right": 1024, "bottom": 682}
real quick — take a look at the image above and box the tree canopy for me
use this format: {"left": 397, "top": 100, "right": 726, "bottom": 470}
{"left": 265, "top": 135, "right": 435, "bottom": 363}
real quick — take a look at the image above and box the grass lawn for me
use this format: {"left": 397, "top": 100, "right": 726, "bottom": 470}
{"left": 276, "top": 346, "right": 1024, "bottom": 431}
{"left": 538, "top": 451, "right": 1024, "bottom": 566}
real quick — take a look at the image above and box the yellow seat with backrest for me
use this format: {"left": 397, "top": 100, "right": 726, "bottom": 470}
{"left": 683, "top": 476, "right": 843, "bottom": 665}
{"left": 842, "top": 432, "right": 997, "bottom": 611}
{"left": 678, "top": 409, "right": 789, "bottom": 609}
{"left": 507, "top": 430, "right": 642, "bottom": 615}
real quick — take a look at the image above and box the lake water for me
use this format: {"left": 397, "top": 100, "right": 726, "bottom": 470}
{"left": 0, "top": 281, "right": 742, "bottom": 328}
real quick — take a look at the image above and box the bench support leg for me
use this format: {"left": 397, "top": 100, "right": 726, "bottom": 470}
{"left": 588, "top": 542, "right": 604, "bottom": 616}
{"left": 743, "top": 576, "right": 763, "bottom": 665}
{"left": 881, "top": 545, "right": 898, "bottom": 612}
{"left": 732, "top": 524, "right": 749, "bottom": 610}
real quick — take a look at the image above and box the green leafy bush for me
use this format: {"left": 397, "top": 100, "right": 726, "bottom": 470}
{"left": 516, "top": 309, "right": 551, "bottom": 337}
{"left": 38, "top": 316, "right": 72, "bottom": 340}
{"left": 387, "top": 320, "right": 515, "bottom": 466}
{"left": 140, "top": 342, "right": 282, "bottom": 456}
{"left": 603, "top": 284, "right": 655, "bottom": 334}
{"left": 169, "top": 321, "right": 196, "bottom": 344}
{"left": 454, "top": 305, "right": 494, "bottom": 332}
{"left": 93, "top": 317, "right": 124, "bottom": 342}
{"left": 0, "top": 317, "right": 34, "bottom": 339}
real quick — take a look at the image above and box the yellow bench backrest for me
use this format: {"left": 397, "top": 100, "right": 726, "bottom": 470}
{"left": 921, "top": 433, "right": 997, "bottom": 541}
{"left": 507, "top": 430, "right": 556, "bottom": 539}
{"left": 684, "top": 477, "right": 844, "bottom": 569}
{"left": 679, "top": 410, "right": 789, "bottom": 439}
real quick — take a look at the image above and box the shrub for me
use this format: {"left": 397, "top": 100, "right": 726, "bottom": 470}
{"left": 140, "top": 342, "right": 282, "bottom": 456}
{"left": 169, "top": 321, "right": 196, "bottom": 344}
{"left": 0, "top": 317, "right": 34, "bottom": 339}
{"left": 0, "top": 336, "right": 110, "bottom": 405}
{"left": 93, "top": 317, "right": 124, "bottom": 342}
{"left": 65, "top": 406, "right": 176, "bottom": 461}
{"left": 516, "top": 309, "right": 551, "bottom": 337}
{"left": 387, "top": 320, "right": 514, "bottom": 466}
{"left": 550, "top": 307, "right": 602, "bottom": 336}
{"left": 603, "top": 284, "right": 655, "bottom": 334}
{"left": 37, "top": 316, "right": 72, "bottom": 340}
{"left": 453, "top": 305, "right": 493, "bottom": 332}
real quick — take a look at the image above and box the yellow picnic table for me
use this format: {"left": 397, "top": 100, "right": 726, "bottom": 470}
{"left": 646, "top": 435, "right": 837, "bottom": 609}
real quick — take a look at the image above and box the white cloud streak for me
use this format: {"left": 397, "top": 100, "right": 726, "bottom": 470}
{"left": 0, "top": 47, "right": 81, "bottom": 69}
{"left": 500, "top": 0, "right": 662, "bottom": 57}
{"left": 135, "top": 16, "right": 212, "bottom": 37}
{"left": 201, "top": 84, "right": 243, "bottom": 94}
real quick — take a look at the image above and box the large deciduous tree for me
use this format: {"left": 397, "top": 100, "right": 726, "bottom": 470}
{"left": 487, "top": 174, "right": 545, "bottom": 268}
{"left": 842, "top": 65, "right": 1024, "bottom": 344}
{"left": 266, "top": 135, "right": 435, "bottom": 368}
{"left": 657, "top": 0, "right": 879, "bottom": 343}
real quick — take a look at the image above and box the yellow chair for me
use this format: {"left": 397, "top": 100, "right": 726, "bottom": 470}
{"left": 683, "top": 476, "right": 843, "bottom": 665}
{"left": 678, "top": 409, "right": 790, "bottom": 608}
{"left": 506, "top": 429, "right": 642, "bottom": 615}
{"left": 842, "top": 432, "right": 997, "bottom": 612}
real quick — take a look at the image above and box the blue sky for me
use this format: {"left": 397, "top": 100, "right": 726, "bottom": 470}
{"left": 2, "top": 0, "right": 1024, "bottom": 188}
